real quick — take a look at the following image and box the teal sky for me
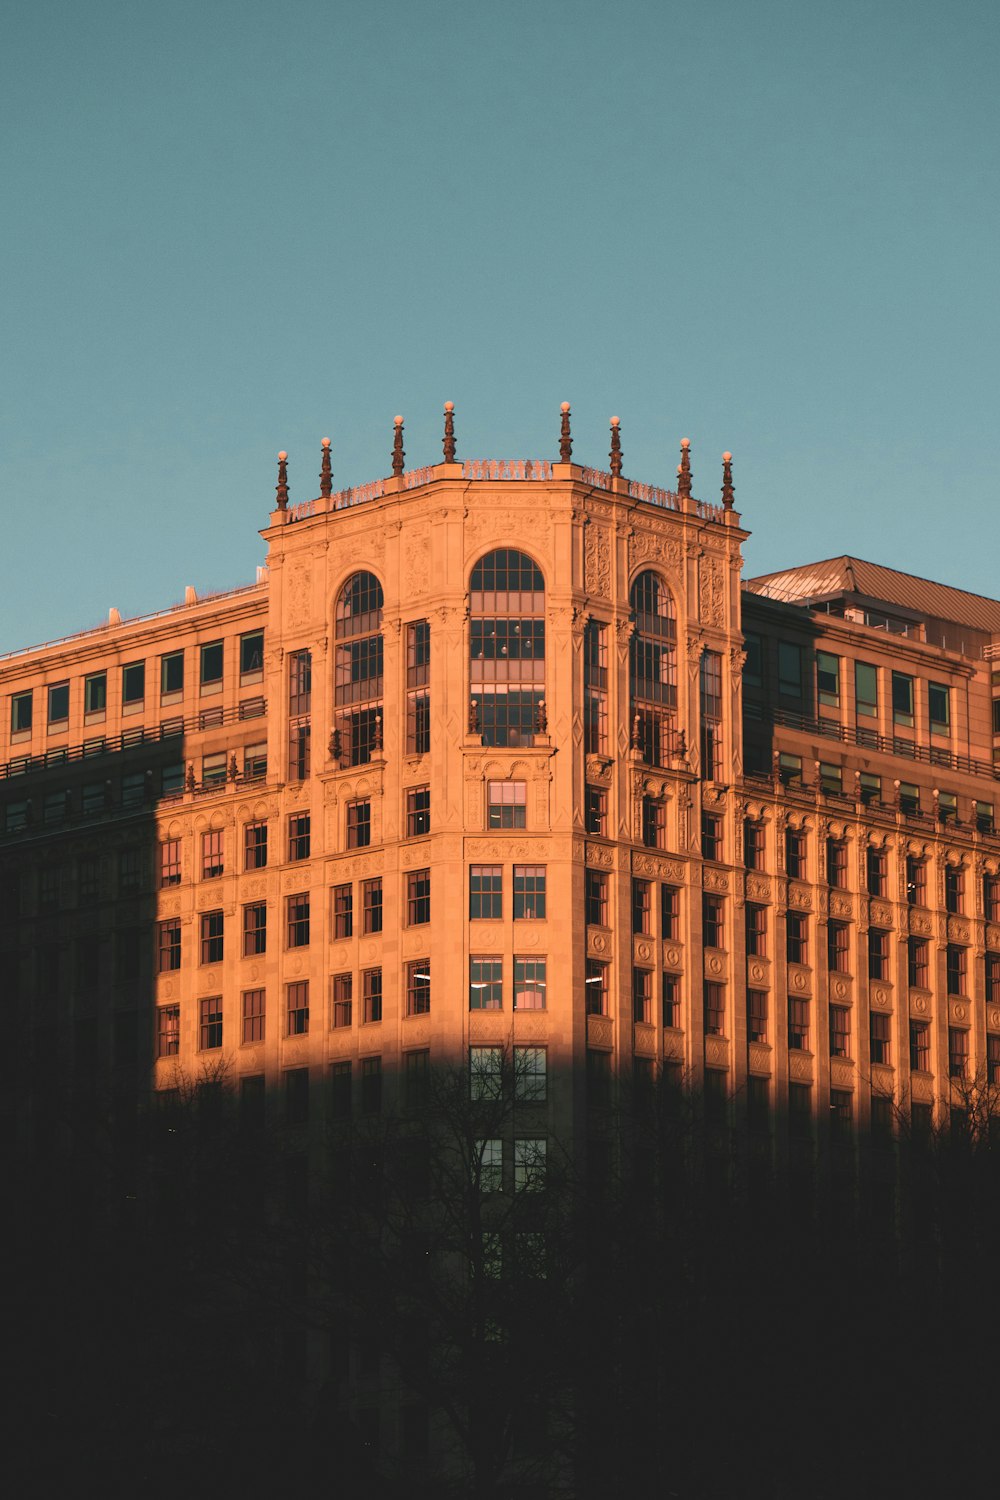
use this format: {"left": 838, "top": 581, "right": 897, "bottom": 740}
{"left": 2, "top": 0, "right": 997, "bottom": 650}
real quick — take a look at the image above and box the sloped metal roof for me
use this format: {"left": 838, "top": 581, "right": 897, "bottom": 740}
{"left": 746, "top": 555, "right": 1000, "bottom": 633}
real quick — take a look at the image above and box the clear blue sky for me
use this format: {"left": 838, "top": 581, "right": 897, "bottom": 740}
{"left": 2, "top": 0, "right": 997, "bottom": 651}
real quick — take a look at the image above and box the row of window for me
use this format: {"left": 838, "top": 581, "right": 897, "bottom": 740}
{"left": 8, "top": 632, "right": 265, "bottom": 738}
{"left": 746, "top": 637, "right": 955, "bottom": 736}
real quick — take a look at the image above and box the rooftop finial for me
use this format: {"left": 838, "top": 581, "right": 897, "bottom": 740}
{"left": 320, "top": 437, "right": 333, "bottom": 499}
{"left": 392, "top": 415, "right": 405, "bottom": 477}
{"left": 276, "top": 451, "right": 289, "bottom": 511}
{"left": 721, "top": 451, "right": 735, "bottom": 510}
{"left": 559, "top": 401, "right": 572, "bottom": 462}
{"left": 443, "top": 401, "right": 456, "bottom": 464}
{"left": 677, "top": 437, "right": 692, "bottom": 500}
{"left": 609, "top": 415, "right": 622, "bottom": 478}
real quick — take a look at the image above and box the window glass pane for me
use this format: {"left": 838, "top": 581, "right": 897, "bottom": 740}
{"left": 855, "top": 662, "right": 878, "bottom": 718}
{"left": 201, "top": 641, "right": 224, "bottom": 684}
{"left": 161, "top": 652, "right": 184, "bottom": 695}
{"left": 47, "top": 683, "right": 69, "bottom": 724}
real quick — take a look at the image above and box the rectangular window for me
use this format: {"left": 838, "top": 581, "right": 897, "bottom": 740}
{"left": 746, "top": 904, "right": 767, "bottom": 958}
{"left": 347, "top": 800, "right": 371, "bottom": 848}
{"left": 288, "top": 649, "right": 312, "bottom": 716}
{"left": 199, "top": 996, "right": 223, "bottom": 1050}
{"left": 47, "top": 682, "right": 69, "bottom": 726}
{"left": 404, "top": 1049, "right": 430, "bottom": 1113}
{"left": 362, "top": 968, "right": 382, "bottom": 1024}
{"left": 986, "top": 874, "right": 1000, "bottom": 923}
{"left": 703, "top": 982, "right": 725, "bottom": 1037}
{"left": 487, "top": 780, "right": 526, "bottom": 829}
{"left": 937, "top": 791, "right": 957, "bottom": 823}
{"left": 947, "top": 944, "right": 966, "bottom": 996}
{"left": 829, "top": 1004, "right": 850, "bottom": 1058}
{"left": 242, "top": 988, "right": 265, "bottom": 1044}
{"left": 202, "top": 752, "right": 226, "bottom": 786}
{"left": 514, "top": 1138, "right": 546, "bottom": 1192}
{"left": 240, "top": 630, "right": 264, "bottom": 681}
{"left": 331, "top": 974, "right": 353, "bottom": 1029}
{"left": 892, "top": 671, "right": 914, "bottom": 727}
{"left": 159, "top": 839, "right": 181, "bottom": 888}
{"left": 156, "top": 1005, "right": 180, "bottom": 1058}
{"left": 514, "top": 1046, "right": 546, "bottom": 1102}
{"left": 470, "top": 1047, "right": 503, "bottom": 1101}
{"left": 987, "top": 1034, "right": 1000, "bottom": 1085}
{"left": 585, "top": 958, "right": 608, "bottom": 1016}
{"left": 701, "top": 812, "right": 722, "bottom": 861}
{"left": 816, "top": 650, "right": 840, "bottom": 708}
{"left": 906, "top": 856, "right": 926, "bottom": 906}
{"left": 827, "top": 921, "right": 849, "bottom": 973}
{"left": 744, "top": 820, "right": 765, "bottom": 871}
{"left": 632, "top": 967, "right": 652, "bottom": 1023}
{"left": 362, "top": 878, "right": 383, "bottom": 934}
{"left": 908, "top": 937, "right": 928, "bottom": 989}
{"left": 160, "top": 651, "right": 184, "bottom": 699}
{"left": 586, "top": 785, "right": 608, "bottom": 836}
{"left": 632, "top": 879, "right": 652, "bottom": 935}
{"left": 406, "top": 785, "right": 431, "bottom": 837}
{"left": 514, "top": 957, "right": 547, "bottom": 1011}
{"left": 662, "top": 972, "right": 681, "bottom": 1028}
{"left": 948, "top": 1027, "right": 968, "bottom": 1079}
{"left": 288, "top": 813, "right": 310, "bottom": 861}
{"left": 161, "top": 762, "right": 184, "bottom": 797}
{"left": 158, "top": 919, "right": 181, "bottom": 972}
{"left": 201, "top": 830, "right": 224, "bottom": 879}
{"left": 785, "top": 827, "right": 806, "bottom": 880}
{"left": 779, "top": 753, "right": 803, "bottom": 787}
{"left": 242, "top": 901, "right": 267, "bottom": 956}
{"left": 898, "top": 782, "right": 920, "bottom": 815}
{"left": 869, "top": 1011, "right": 891, "bottom": 1065}
{"left": 288, "top": 720, "right": 311, "bottom": 781}
{"left": 244, "top": 820, "right": 268, "bottom": 870}
{"left": 287, "top": 893, "right": 310, "bottom": 948}
{"left": 703, "top": 895, "right": 724, "bottom": 950}
{"left": 928, "top": 681, "right": 950, "bottom": 735}
{"left": 199, "top": 641, "right": 223, "bottom": 689}
{"left": 361, "top": 1056, "right": 382, "bottom": 1114}
{"left": 788, "top": 997, "right": 810, "bottom": 1051}
{"left": 329, "top": 1061, "right": 352, "bottom": 1120}
{"left": 583, "top": 619, "right": 608, "bottom": 756}
{"left": 700, "top": 649, "right": 723, "bottom": 780}
{"left": 945, "top": 865, "right": 964, "bottom": 915}
{"left": 84, "top": 672, "right": 106, "bottom": 716}
{"left": 909, "top": 1020, "right": 930, "bottom": 1073}
{"left": 406, "top": 621, "right": 431, "bottom": 755}
{"left": 855, "top": 661, "right": 878, "bottom": 720}
{"left": 747, "top": 989, "right": 767, "bottom": 1044}
{"left": 743, "top": 632, "right": 763, "bottom": 687}
{"left": 286, "top": 981, "right": 309, "bottom": 1036}
{"left": 513, "top": 865, "right": 546, "bottom": 920}
{"left": 866, "top": 847, "right": 887, "bottom": 898}
{"left": 786, "top": 911, "right": 808, "bottom": 965}
{"left": 406, "top": 960, "right": 431, "bottom": 1016}
{"left": 586, "top": 869, "right": 608, "bottom": 927}
{"left": 122, "top": 661, "right": 145, "bottom": 707}
{"left": 987, "top": 954, "right": 1000, "bottom": 1005}
{"left": 978, "top": 802, "right": 996, "bottom": 835}
{"left": 868, "top": 928, "right": 889, "bottom": 981}
{"left": 10, "top": 690, "right": 33, "bottom": 735}
{"left": 777, "top": 642, "right": 802, "bottom": 699}
{"left": 827, "top": 839, "right": 847, "bottom": 889}
{"left": 470, "top": 865, "right": 503, "bottom": 920}
{"left": 477, "top": 1138, "right": 503, "bottom": 1194}
{"left": 819, "top": 762, "right": 842, "bottom": 795}
{"left": 470, "top": 956, "right": 503, "bottom": 1010}
{"left": 642, "top": 796, "right": 666, "bottom": 850}
{"left": 661, "top": 884, "right": 680, "bottom": 940}
{"left": 406, "top": 870, "right": 431, "bottom": 926}
{"left": 200, "top": 910, "right": 224, "bottom": 964}
{"left": 331, "top": 883, "right": 353, "bottom": 939}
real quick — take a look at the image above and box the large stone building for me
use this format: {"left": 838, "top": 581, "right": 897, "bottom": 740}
{"left": 3, "top": 407, "right": 1000, "bottom": 1163}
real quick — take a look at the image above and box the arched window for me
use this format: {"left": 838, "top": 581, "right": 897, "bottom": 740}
{"left": 335, "top": 572, "right": 384, "bottom": 765}
{"left": 469, "top": 550, "right": 545, "bottom": 747}
{"left": 629, "top": 571, "right": 677, "bottom": 766}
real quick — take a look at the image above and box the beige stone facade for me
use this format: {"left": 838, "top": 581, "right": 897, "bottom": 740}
{"left": 3, "top": 442, "right": 1000, "bottom": 1150}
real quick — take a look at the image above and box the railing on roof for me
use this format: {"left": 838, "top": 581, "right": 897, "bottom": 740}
{"left": 626, "top": 478, "right": 681, "bottom": 511}
{"left": 745, "top": 702, "right": 1000, "bottom": 782}
{"left": 462, "top": 459, "right": 554, "bottom": 481}
{"left": 0, "top": 698, "right": 266, "bottom": 783}
{"left": 984, "top": 642, "right": 1000, "bottom": 661}
{"left": 740, "top": 767, "right": 1000, "bottom": 838}
{"left": 0, "top": 581, "right": 266, "bottom": 666}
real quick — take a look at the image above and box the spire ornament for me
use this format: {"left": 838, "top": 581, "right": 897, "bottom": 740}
{"left": 275, "top": 451, "right": 289, "bottom": 511}
{"left": 559, "top": 402, "right": 572, "bottom": 462}
{"left": 443, "top": 402, "right": 456, "bottom": 464}
{"left": 677, "top": 437, "right": 692, "bottom": 501}
{"left": 609, "top": 416, "right": 622, "bottom": 478}
{"left": 320, "top": 438, "right": 333, "bottom": 499}
{"left": 721, "top": 451, "right": 735, "bottom": 510}
{"left": 392, "top": 415, "right": 405, "bottom": 477}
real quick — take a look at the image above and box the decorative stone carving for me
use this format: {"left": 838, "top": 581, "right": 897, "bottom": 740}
{"left": 633, "top": 1022, "right": 657, "bottom": 1056}
{"left": 630, "top": 529, "right": 682, "bottom": 574}
{"left": 748, "top": 1041, "right": 772, "bottom": 1076}
{"left": 705, "top": 1034, "right": 729, "bottom": 1068}
{"left": 699, "top": 554, "right": 725, "bottom": 627}
{"left": 404, "top": 528, "right": 431, "bottom": 596}
{"left": 587, "top": 1015, "right": 613, "bottom": 1050}
{"left": 870, "top": 900, "right": 893, "bottom": 928}
{"left": 749, "top": 961, "right": 766, "bottom": 984}
{"left": 664, "top": 946, "right": 682, "bottom": 969}
{"left": 746, "top": 875, "right": 772, "bottom": 903}
{"left": 584, "top": 524, "right": 612, "bottom": 598}
{"left": 285, "top": 560, "right": 312, "bottom": 629}
{"left": 789, "top": 1051, "right": 814, "bottom": 1082}
{"left": 829, "top": 894, "right": 853, "bottom": 919}
{"left": 871, "top": 987, "right": 891, "bottom": 1009}
{"left": 910, "top": 991, "right": 929, "bottom": 1016}
{"left": 702, "top": 868, "right": 730, "bottom": 893}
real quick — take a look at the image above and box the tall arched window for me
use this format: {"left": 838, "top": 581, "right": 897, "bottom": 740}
{"left": 629, "top": 570, "right": 677, "bottom": 766}
{"left": 469, "top": 550, "right": 545, "bottom": 747}
{"left": 335, "top": 571, "right": 384, "bottom": 765}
